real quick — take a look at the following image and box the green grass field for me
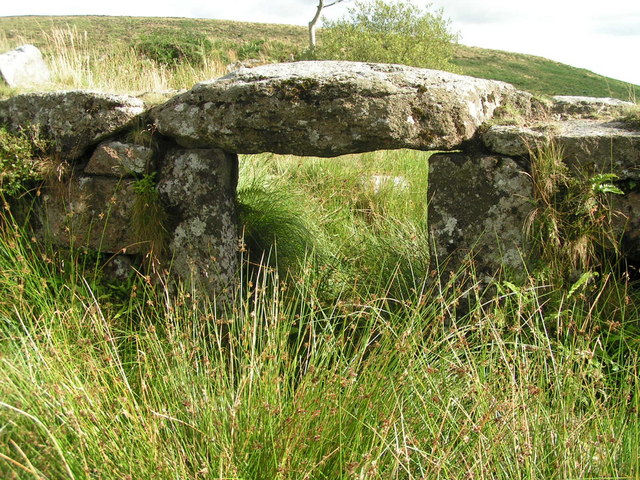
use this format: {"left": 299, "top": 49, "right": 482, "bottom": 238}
{"left": 0, "top": 14, "right": 639, "bottom": 479}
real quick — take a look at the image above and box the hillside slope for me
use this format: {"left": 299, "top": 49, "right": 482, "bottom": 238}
{"left": 453, "top": 45, "right": 638, "bottom": 100}
{"left": 0, "top": 15, "right": 638, "bottom": 100}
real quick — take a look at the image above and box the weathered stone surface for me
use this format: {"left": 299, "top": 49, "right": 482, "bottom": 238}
{"left": 0, "top": 91, "right": 144, "bottom": 160}
{"left": 102, "top": 254, "right": 135, "bottom": 281}
{"left": 428, "top": 153, "right": 533, "bottom": 276}
{"left": 226, "top": 59, "right": 264, "bottom": 73}
{"left": 41, "top": 176, "right": 141, "bottom": 254}
{"left": 157, "top": 148, "right": 239, "bottom": 297}
{"left": 0, "top": 45, "right": 50, "bottom": 87}
{"left": 551, "top": 96, "right": 634, "bottom": 119}
{"left": 482, "top": 120, "right": 640, "bottom": 179}
{"left": 151, "top": 61, "right": 517, "bottom": 157}
{"left": 2, "top": 63, "right": 637, "bottom": 296}
{"left": 85, "top": 141, "right": 154, "bottom": 176}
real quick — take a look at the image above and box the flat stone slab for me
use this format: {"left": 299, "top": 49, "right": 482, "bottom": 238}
{"left": 0, "top": 91, "right": 144, "bottom": 160}
{"left": 551, "top": 95, "right": 634, "bottom": 119}
{"left": 482, "top": 120, "right": 640, "bottom": 179}
{"left": 151, "top": 61, "right": 517, "bottom": 157}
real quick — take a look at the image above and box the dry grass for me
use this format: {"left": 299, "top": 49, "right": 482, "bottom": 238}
{"left": 0, "top": 26, "right": 228, "bottom": 96}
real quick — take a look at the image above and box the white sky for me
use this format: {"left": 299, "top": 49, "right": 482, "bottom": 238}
{"left": 2, "top": 0, "right": 639, "bottom": 87}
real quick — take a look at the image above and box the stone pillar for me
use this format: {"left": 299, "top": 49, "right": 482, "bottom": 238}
{"left": 428, "top": 152, "right": 533, "bottom": 278}
{"left": 157, "top": 148, "right": 239, "bottom": 298}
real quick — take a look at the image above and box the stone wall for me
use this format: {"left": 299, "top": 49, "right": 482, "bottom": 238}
{"left": 1, "top": 61, "right": 638, "bottom": 295}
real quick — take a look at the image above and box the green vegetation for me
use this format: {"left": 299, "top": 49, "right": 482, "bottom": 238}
{"left": 0, "top": 125, "right": 47, "bottom": 196}
{"left": 619, "top": 104, "right": 640, "bottom": 129}
{"left": 0, "top": 15, "right": 638, "bottom": 99}
{"left": 453, "top": 45, "right": 640, "bottom": 99}
{"left": 132, "top": 172, "right": 168, "bottom": 262}
{"left": 1, "top": 147, "right": 639, "bottom": 478}
{"left": 134, "top": 30, "right": 214, "bottom": 67}
{"left": 313, "top": 0, "right": 459, "bottom": 72}
{"left": 525, "top": 143, "right": 624, "bottom": 281}
{"left": 0, "top": 8, "right": 639, "bottom": 478}
{"left": 237, "top": 150, "right": 431, "bottom": 302}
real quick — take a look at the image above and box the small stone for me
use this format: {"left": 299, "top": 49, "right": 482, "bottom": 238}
{"left": 86, "top": 141, "right": 154, "bottom": 176}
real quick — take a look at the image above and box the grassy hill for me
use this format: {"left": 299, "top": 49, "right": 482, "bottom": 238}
{"left": 453, "top": 45, "right": 638, "bottom": 100}
{"left": 1, "top": 15, "right": 638, "bottom": 100}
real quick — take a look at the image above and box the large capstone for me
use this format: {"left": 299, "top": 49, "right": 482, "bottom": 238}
{"left": 0, "top": 91, "right": 144, "bottom": 160}
{"left": 151, "top": 61, "right": 517, "bottom": 157}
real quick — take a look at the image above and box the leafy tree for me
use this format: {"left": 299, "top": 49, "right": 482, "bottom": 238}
{"left": 315, "top": 0, "right": 459, "bottom": 71}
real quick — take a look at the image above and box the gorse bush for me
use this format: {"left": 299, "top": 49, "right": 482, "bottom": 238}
{"left": 315, "top": 0, "right": 459, "bottom": 71}
{"left": 133, "top": 30, "right": 214, "bottom": 67}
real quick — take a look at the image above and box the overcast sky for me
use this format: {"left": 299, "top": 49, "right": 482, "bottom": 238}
{"left": 2, "top": 0, "right": 639, "bottom": 87}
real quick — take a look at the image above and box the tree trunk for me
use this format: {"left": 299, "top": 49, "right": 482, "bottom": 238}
{"left": 308, "top": 0, "right": 325, "bottom": 49}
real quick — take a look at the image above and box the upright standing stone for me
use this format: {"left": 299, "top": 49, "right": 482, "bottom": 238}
{"left": 0, "top": 45, "right": 51, "bottom": 88}
{"left": 428, "top": 153, "right": 533, "bottom": 276}
{"left": 157, "top": 148, "right": 239, "bottom": 297}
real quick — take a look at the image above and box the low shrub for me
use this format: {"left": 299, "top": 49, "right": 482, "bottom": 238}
{"left": 133, "top": 30, "right": 214, "bottom": 67}
{"left": 236, "top": 39, "right": 265, "bottom": 60}
{"left": 0, "top": 125, "right": 47, "bottom": 197}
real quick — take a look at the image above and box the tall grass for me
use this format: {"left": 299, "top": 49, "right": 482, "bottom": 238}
{"left": 1, "top": 145, "right": 638, "bottom": 478}
{"left": 0, "top": 26, "right": 228, "bottom": 95}
{"left": 237, "top": 150, "right": 432, "bottom": 303}
{"left": 0, "top": 201, "right": 638, "bottom": 478}
{"left": 1, "top": 18, "right": 639, "bottom": 478}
